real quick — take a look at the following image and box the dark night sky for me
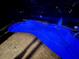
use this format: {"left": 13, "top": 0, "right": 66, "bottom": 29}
{"left": 0, "top": 0, "right": 79, "bottom": 28}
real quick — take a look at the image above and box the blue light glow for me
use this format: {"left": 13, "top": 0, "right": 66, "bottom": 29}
{"left": 8, "top": 18, "right": 79, "bottom": 59}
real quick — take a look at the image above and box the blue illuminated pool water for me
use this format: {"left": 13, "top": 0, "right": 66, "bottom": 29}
{"left": 8, "top": 18, "right": 79, "bottom": 59}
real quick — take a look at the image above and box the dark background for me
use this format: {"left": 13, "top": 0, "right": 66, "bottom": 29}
{"left": 0, "top": 0, "right": 79, "bottom": 44}
{"left": 0, "top": 0, "right": 79, "bottom": 25}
